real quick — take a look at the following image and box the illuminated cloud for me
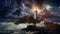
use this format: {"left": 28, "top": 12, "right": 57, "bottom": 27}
{"left": 59, "top": 6, "right": 60, "bottom": 8}
{"left": 45, "top": 5, "right": 52, "bottom": 10}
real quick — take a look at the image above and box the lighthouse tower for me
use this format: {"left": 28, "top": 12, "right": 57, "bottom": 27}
{"left": 34, "top": 10, "right": 37, "bottom": 19}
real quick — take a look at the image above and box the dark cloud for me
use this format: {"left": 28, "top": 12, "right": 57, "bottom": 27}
{"left": 33, "top": 0, "right": 45, "bottom": 7}
{"left": 34, "top": 0, "right": 45, "bottom": 4}
{"left": 0, "top": 0, "right": 32, "bottom": 22}
{"left": 47, "top": 0, "right": 60, "bottom": 7}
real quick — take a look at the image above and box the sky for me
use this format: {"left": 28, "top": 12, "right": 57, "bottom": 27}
{"left": 0, "top": 0, "right": 60, "bottom": 22}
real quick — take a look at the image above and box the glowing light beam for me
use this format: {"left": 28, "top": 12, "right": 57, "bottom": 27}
{"left": 31, "top": 4, "right": 44, "bottom": 14}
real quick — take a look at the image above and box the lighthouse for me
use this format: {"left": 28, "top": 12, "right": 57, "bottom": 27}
{"left": 34, "top": 10, "right": 37, "bottom": 19}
